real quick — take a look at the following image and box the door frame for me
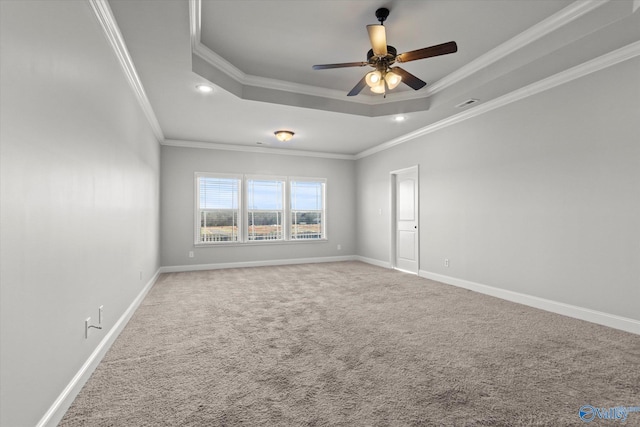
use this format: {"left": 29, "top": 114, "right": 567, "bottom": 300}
{"left": 389, "top": 165, "right": 419, "bottom": 273}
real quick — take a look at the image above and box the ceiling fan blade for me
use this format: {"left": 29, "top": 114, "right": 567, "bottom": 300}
{"left": 396, "top": 41, "right": 458, "bottom": 63}
{"left": 392, "top": 67, "right": 427, "bottom": 91}
{"left": 312, "top": 62, "right": 368, "bottom": 70}
{"left": 367, "top": 24, "right": 387, "bottom": 57}
{"left": 347, "top": 75, "right": 368, "bottom": 97}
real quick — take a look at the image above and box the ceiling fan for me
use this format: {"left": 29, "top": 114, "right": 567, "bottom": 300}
{"left": 312, "top": 8, "right": 457, "bottom": 97}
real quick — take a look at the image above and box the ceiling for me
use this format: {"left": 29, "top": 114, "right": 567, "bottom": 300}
{"left": 107, "top": 0, "right": 640, "bottom": 157}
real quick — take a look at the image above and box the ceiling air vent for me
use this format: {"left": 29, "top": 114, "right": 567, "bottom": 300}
{"left": 455, "top": 98, "right": 479, "bottom": 108}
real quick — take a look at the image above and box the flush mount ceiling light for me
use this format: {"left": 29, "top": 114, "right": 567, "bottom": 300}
{"left": 274, "top": 130, "right": 294, "bottom": 142}
{"left": 195, "top": 84, "right": 213, "bottom": 93}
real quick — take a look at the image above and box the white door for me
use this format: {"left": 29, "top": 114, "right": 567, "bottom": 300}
{"left": 395, "top": 168, "right": 419, "bottom": 274}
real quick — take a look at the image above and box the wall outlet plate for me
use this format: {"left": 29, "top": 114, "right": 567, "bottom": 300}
{"left": 99, "top": 305, "right": 104, "bottom": 324}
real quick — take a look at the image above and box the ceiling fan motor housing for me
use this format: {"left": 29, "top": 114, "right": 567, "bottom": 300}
{"left": 367, "top": 46, "right": 397, "bottom": 68}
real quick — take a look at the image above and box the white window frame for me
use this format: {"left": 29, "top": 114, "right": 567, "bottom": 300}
{"left": 289, "top": 177, "right": 327, "bottom": 241}
{"left": 194, "top": 172, "right": 243, "bottom": 245}
{"left": 245, "top": 175, "right": 287, "bottom": 242}
{"left": 194, "top": 173, "right": 327, "bottom": 246}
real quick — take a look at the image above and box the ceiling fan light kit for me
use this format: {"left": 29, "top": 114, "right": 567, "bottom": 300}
{"left": 312, "top": 7, "right": 457, "bottom": 97}
{"left": 274, "top": 130, "right": 294, "bottom": 142}
{"left": 384, "top": 70, "right": 401, "bottom": 89}
{"left": 370, "top": 80, "right": 385, "bottom": 94}
{"left": 365, "top": 68, "right": 402, "bottom": 93}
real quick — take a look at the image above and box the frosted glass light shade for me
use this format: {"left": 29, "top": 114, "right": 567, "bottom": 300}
{"left": 385, "top": 71, "right": 402, "bottom": 90}
{"left": 370, "top": 81, "right": 386, "bottom": 94}
{"left": 274, "top": 130, "right": 294, "bottom": 142}
{"left": 365, "top": 70, "right": 383, "bottom": 88}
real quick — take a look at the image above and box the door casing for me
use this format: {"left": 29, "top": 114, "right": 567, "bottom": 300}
{"left": 390, "top": 165, "right": 419, "bottom": 274}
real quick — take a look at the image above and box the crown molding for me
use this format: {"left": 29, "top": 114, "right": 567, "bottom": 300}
{"left": 355, "top": 40, "right": 640, "bottom": 159}
{"left": 189, "top": 0, "right": 436, "bottom": 105}
{"left": 188, "top": 0, "right": 365, "bottom": 103}
{"left": 96, "top": 0, "right": 626, "bottom": 158}
{"left": 169, "top": 40, "right": 640, "bottom": 161}
{"left": 88, "top": 0, "right": 164, "bottom": 142}
{"left": 191, "top": 0, "right": 609, "bottom": 104}
{"left": 193, "top": 40, "right": 367, "bottom": 103}
{"left": 423, "top": 0, "right": 609, "bottom": 96}
{"left": 162, "top": 139, "right": 357, "bottom": 160}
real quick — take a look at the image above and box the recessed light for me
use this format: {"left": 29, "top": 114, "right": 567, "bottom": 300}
{"left": 394, "top": 115, "right": 406, "bottom": 122}
{"left": 196, "top": 84, "right": 214, "bottom": 93}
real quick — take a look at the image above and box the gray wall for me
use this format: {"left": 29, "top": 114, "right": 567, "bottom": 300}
{"left": 161, "top": 146, "right": 356, "bottom": 267}
{"left": 357, "top": 57, "right": 640, "bottom": 321}
{"left": 0, "top": 2, "right": 161, "bottom": 426}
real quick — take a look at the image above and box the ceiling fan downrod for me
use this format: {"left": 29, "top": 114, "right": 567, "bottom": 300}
{"left": 375, "top": 8, "right": 389, "bottom": 25}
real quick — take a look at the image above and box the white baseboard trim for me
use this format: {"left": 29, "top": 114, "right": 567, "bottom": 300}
{"left": 37, "top": 269, "right": 161, "bottom": 427}
{"left": 159, "top": 255, "right": 357, "bottom": 273}
{"left": 353, "top": 255, "right": 392, "bottom": 269}
{"left": 419, "top": 270, "right": 640, "bottom": 336}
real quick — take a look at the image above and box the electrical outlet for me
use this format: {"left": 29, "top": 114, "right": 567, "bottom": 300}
{"left": 99, "top": 305, "right": 104, "bottom": 324}
{"left": 188, "top": 251, "right": 194, "bottom": 258}
{"left": 444, "top": 259, "right": 450, "bottom": 268}
{"left": 139, "top": 271, "right": 142, "bottom": 280}
{"left": 337, "top": 244, "right": 341, "bottom": 250}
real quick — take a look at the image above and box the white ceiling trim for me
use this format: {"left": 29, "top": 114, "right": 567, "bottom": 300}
{"left": 194, "top": 42, "right": 360, "bottom": 102}
{"left": 423, "top": 0, "right": 609, "bottom": 96}
{"left": 355, "top": 40, "right": 640, "bottom": 160}
{"left": 190, "top": 0, "right": 442, "bottom": 105}
{"left": 188, "top": 0, "right": 372, "bottom": 104}
{"left": 190, "top": 0, "right": 609, "bottom": 103}
{"left": 162, "top": 139, "right": 357, "bottom": 160}
{"left": 88, "top": 0, "right": 164, "bottom": 142}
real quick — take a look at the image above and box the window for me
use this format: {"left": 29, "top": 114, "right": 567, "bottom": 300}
{"left": 290, "top": 180, "right": 325, "bottom": 240}
{"left": 196, "top": 174, "right": 241, "bottom": 243}
{"left": 195, "top": 173, "right": 326, "bottom": 244}
{"left": 246, "top": 178, "right": 284, "bottom": 241}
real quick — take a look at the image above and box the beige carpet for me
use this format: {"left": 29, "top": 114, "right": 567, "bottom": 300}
{"left": 60, "top": 262, "right": 640, "bottom": 426}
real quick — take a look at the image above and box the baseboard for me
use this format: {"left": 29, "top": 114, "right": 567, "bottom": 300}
{"left": 419, "top": 270, "right": 640, "bottom": 336}
{"left": 36, "top": 269, "right": 161, "bottom": 427}
{"left": 159, "top": 255, "right": 357, "bottom": 273}
{"left": 353, "top": 255, "right": 392, "bottom": 269}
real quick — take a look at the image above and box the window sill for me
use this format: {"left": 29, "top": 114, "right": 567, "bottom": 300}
{"left": 194, "top": 239, "right": 328, "bottom": 248}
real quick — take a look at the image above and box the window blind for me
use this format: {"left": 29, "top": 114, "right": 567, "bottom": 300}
{"left": 199, "top": 177, "right": 239, "bottom": 209}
